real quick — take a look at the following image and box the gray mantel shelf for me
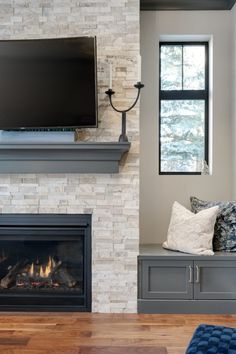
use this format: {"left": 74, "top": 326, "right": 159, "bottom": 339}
{"left": 0, "top": 142, "right": 131, "bottom": 173}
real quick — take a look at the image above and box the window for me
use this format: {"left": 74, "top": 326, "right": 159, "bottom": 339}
{"left": 159, "top": 42, "right": 209, "bottom": 174}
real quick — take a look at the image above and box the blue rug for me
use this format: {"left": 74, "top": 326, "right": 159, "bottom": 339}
{"left": 186, "top": 324, "right": 236, "bottom": 354}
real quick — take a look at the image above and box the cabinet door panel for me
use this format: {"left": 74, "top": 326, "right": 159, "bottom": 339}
{"left": 140, "top": 260, "right": 193, "bottom": 299}
{"left": 194, "top": 260, "right": 236, "bottom": 300}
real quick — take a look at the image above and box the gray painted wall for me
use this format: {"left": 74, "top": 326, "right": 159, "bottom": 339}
{"left": 233, "top": 6, "right": 236, "bottom": 198}
{"left": 140, "top": 10, "right": 234, "bottom": 244}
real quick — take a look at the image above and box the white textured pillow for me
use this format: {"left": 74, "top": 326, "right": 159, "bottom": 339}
{"left": 163, "top": 201, "right": 219, "bottom": 255}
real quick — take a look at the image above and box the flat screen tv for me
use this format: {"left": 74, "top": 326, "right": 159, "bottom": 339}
{"left": 0, "top": 37, "right": 97, "bottom": 129}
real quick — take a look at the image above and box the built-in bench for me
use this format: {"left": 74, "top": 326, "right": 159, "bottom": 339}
{"left": 138, "top": 244, "right": 236, "bottom": 314}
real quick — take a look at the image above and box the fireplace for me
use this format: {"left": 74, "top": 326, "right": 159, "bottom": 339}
{"left": 0, "top": 214, "right": 91, "bottom": 311}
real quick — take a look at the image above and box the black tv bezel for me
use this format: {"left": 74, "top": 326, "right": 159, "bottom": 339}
{"left": 0, "top": 36, "right": 98, "bottom": 130}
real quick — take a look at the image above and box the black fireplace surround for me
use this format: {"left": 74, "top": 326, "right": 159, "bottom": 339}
{"left": 0, "top": 214, "right": 91, "bottom": 312}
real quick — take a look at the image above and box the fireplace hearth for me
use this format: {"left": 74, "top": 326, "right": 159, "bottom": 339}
{"left": 0, "top": 214, "right": 91, "bottom": 312}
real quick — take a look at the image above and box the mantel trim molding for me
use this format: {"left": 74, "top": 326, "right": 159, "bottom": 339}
{"left": 0, "top": 142, "right": 131, "bottom": 174}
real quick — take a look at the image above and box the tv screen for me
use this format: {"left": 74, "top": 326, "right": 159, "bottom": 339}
{"left": 0, "top": 37, "right": 97, "bottom": 129}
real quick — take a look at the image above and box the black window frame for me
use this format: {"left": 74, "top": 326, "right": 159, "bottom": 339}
{"left": 159, "top": 41, "right": 209, "bottom": 175}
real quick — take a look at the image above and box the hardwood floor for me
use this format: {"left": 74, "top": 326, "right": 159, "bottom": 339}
{"left": 0, "top": 313, "right": 234, "bottom": 353}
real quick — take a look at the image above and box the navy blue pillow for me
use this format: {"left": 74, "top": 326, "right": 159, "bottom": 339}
{"left": 190, "top": 196, "right": 236, "bottom": 252}
{"left": 186, "top": 324, "right": 236, "bottom": 354}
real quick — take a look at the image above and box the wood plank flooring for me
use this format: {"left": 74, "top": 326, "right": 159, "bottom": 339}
{"left": 0, "top": 313, "right": 234, "bottom": 353}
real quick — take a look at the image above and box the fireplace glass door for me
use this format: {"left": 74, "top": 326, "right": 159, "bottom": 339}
{"left": 0, "top": 215, "right": 91, "bottom": 311}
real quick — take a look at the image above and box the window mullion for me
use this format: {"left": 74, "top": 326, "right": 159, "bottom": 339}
{"left": 182, "top": 45, "right": 184, "bottom": 90}
{"left": 160, "top": 90, "right": 208, "bottom": 100}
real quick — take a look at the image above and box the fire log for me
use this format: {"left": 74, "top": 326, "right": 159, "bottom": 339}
{"left": 0, "top": 256, "right": 17, "bottom": 279}
{"left": 50, "top": 260, "right": 62, "bottom": 276}
{"left": 0, "top": 260, "right": 27, "bottom": 289}
{"left": 54, "top": 267, "right": 77, "bottom": 288}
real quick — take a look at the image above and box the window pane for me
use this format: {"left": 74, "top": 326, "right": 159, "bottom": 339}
{"left": 183, "top": 46, "right": 205, "bottom": 90}
{"left": 160, "top": 100, "right": 205, "bottom": 173}
{"left": 160, "top": 46, "right": 182, "bottom": 90}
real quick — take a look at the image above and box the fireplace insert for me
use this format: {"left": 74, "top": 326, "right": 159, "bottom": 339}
{"left": 0, "top": 214, "right": 91, "bottom": 311}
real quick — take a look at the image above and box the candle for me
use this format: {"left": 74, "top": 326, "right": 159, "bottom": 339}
{"left": 109, "top": 63, "right": 112, "bottom": 89}
{"left": 138, "top": 55, "right": 142, "bottom": 82}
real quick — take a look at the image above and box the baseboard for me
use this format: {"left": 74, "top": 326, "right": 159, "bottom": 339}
{"left": 138, "top": 299, "right": 236, "bottom": 314}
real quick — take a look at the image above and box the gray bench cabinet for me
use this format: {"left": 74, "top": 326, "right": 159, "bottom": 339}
{"left": 138, "top": 244, "right": 236, "bottom": 314}
{"left": 194, "top": 260, "right": 236, "bottom": 300}
{"left": 141, "top": 259, "right": 193, "bottom": 300}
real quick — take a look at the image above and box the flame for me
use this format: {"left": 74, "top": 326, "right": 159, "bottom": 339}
{"left": 40, "top": 256, "right": 54, "bottom": 278}
{"left": 48, "top": 256, "right": 52, "bottom": 270}
{"left": 39, "top": 265, "right": 44, "bottom": 278}
{"left": 29, "top": 256, "right": 55, "bottom": 279}
{"left": 29, "top": 263, "right": 34, "bottom": 276}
